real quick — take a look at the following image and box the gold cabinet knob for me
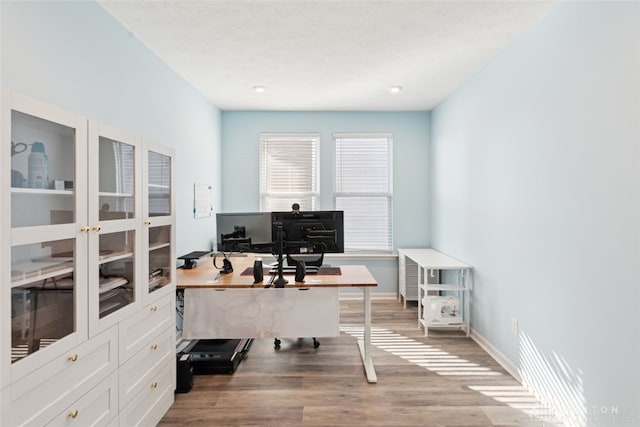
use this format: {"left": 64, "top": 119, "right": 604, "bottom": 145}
{"left": 67, "top": 410, "right": 79, "bottom": 419}
{"left": 150, "top": 305, "right": 158, "bottom": 312}
{"left": 92, "top": 225, "right": 101, "bottom": 232}
{"left": 67, "top": 354, "right": 78, "bottom": 362}
{"left": 150, "top": 343, "right": 158, "bottom": 350}
{"left": 80, "top": 226, "right": 90, "bottom": 233}
{"left": 150, "top": 382, "right": 158, "bottom": 389}
{"left": 144, "top": 219, "right": 151, "bottom": 225}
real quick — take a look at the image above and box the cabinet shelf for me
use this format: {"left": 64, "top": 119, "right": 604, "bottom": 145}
{"left": 99, "top": 191, "right": 134, "bottom": 198}
{"left": 99, "top": 276, "right": 129, "bottom": 294}
{"left": 11, "top": 262, "right": 74, "bottom": 288}
{"left": 11, "top": 188, "right": 74, "bottom": 196}
{"left": 99, "top": 250, "right": 134, "bottom": 265}
{"left": 148, "top": 184, "right": 170, "bottom": 189}
{"left": 149, "top": 242, "right": 170, "bottom": 252}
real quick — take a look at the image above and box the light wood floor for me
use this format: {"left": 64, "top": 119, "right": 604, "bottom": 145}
{"left": 160, "top": 299, "right": 559, "bottom": 426}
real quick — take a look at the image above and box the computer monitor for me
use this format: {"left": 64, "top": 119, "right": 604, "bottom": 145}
{"left": 216, "top": 212, "right": 272, "bottom": 252}
{"left": 271, "top": 210, "right": 344, "bottom": 253}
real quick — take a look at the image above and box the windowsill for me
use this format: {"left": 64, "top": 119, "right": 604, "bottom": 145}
{"left": 324, "top": 252, "right": 397, "bottom": 261}
{"left": 226, "top": 251, "right": 398, "bottom": 261}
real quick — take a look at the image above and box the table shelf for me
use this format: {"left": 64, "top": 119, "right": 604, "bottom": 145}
{"left": 398, "top": 249, "right": 472, "bottom": 337}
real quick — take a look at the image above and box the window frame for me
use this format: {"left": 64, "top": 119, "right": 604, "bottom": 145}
{"left": 259, "top": 132, "right": 320, "bottom": 212}
{"left": 333, "top": 132, "right": 393, "bottom": 252}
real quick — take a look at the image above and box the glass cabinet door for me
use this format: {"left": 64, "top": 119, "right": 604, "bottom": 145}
{"left": 10, "top": 110, "right": 76, "bottom": 227}
{"left": 87, "top": 123, "right": 141, "bottom": 335}
{"left": 143, "top": 145, "right": 175, "bottom": 303}
{"left": 2, "top": 93, "right": 88, "bottom": 382}
{"left": 10, "top": 240, "right": 76, "bottom": 364}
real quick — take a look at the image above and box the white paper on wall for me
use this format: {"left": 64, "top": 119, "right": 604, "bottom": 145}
{"left": 194, "top": 183, "right": 213, "bottom": 218}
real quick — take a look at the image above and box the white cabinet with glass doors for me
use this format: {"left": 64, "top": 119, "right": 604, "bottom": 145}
{"left": 1, "top": 91, "right": 175, "bottom": 426}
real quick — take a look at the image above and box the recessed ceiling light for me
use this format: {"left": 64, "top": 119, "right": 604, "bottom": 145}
{"left": 253, "top": 85, "right": 266, "bottom": 93}
{"left": 389, "top": 85, "right": 403, "bottom": 94}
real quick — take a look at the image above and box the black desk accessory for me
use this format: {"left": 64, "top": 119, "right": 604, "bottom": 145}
{"left": 294, "top": 260, "right": 306, "bottom": 283}
{"left": 213, "top": 252, "right": 234, "bottom": 274}
{"left": 273, "top": 225, "right": 288, "bottom": 287}
{"left": 176, "top": 353, "right": 193, "bottom": 393}
{"left": 178, "top": 251, "right": 212, "bottom": 269}
{"left": 253, "top": 258, "right": 263, "bottom": 283}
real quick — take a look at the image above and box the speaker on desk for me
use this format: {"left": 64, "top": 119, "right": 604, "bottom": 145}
{"left": 253, "top": 259, "right": 263, "bottom": 283}
{"left": 295, "top": 260, "right": 306, "bottom": 283}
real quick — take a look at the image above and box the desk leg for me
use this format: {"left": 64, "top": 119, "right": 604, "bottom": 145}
{"left": 357, "top": 287, "right": 377, "bottom": 383}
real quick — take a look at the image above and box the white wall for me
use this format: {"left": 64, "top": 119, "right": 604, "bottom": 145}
{"left": 431, "top": 1, "right": 639, "bottom": 425}
{"left": 0, "top": 1, "right": 222, "bottom": 256}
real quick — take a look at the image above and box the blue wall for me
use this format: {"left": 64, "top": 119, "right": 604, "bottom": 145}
{"left": 431, "top": 1, "right": 639, "bottom": 424}
{"left": 221, "top": 111, "right": 431, "bottom": 294}
{"left": 221, "top": 111, "right": 431, "bottom": 250}
{"left": 1, "top": 1, "right": 222, "bottom": 256}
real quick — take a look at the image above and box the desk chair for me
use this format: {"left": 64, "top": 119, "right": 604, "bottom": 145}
{"left": 274, "top": 252, "right": 324, "bottom": 350}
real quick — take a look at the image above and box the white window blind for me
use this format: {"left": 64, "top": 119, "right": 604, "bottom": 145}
{"left": 260, "top": 133, "right": 319, "bottom": 212}
{"left": 148, "top": 150, "right": 171, "bottom": 216}
{"left": 112, "top": 140, "right": 135, "bottom": 215}
{"left": 334, "top": 133, "right": 392, "bottom": 251}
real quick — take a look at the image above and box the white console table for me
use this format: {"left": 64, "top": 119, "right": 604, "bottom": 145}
{"left": 398, "top": 249, "right": 472, "bottom": 336}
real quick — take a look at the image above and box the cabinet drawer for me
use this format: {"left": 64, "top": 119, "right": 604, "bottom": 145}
{"left": 119, "top": 359, "right": 175, "bottom": 427}
{"left": 119, "top": 326, "right": 174, "bottom": 410}
{"left": 119, "top": 295, "right": 173, "bottom": 363}
{"left": 3, "top": 326, "right": 118, "bottom": 427}
{"left": 45, "top": 373, "right": 118, "bottom": 427}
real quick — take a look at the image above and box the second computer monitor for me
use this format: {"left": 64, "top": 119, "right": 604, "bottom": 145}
{"left": 216, "top": 212, "right": 272, "bottom": 252}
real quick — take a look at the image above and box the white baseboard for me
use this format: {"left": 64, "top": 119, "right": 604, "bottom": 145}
{"left": 339, "top": 291, "right": 397, "bottom": 300}
{"left": 470, "top": 328, "right": 522, "bottom": 382}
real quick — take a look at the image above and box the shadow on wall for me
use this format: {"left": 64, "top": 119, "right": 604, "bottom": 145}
{"left": 518, "top": 331, "right": 587, "bottom": 426}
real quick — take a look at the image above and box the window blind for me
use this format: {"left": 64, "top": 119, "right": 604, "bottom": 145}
{"left": 260, "top": 133, "right": 319, "bottom": 212}
{"left": 334, "top": 133, "right": 392, "bottom": 251}
{"left": 112, "top": 141, "right": 135, "bottom": 214}
{"left": 148, "top": 150, "right": 171, "bottom": 215}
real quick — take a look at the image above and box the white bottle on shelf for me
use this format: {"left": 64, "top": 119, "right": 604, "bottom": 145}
{"left": 28, "top": 141, "right": 49, "bottom": 189}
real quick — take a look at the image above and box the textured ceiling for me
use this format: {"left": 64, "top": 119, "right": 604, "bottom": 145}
{"left": 99, "top": 0, "right": 554, "bottom": 111}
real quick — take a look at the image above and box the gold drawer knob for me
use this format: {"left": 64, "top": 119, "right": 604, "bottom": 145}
{"left": 92, "top": 225, "right": 101, "bottom": 232}
{"left": 67, "top": 410, "right": 78, "bottom": 418}
{"left": 80, "top": 226, "right": 90, "bottom": 233}
{"left": 150, "top": 343, "right": 158, "bottom": 350}
{"left": 150, "top": 305, "right": 158, "bottom": 312}
{"left": 150, "top": 382, "right": 158, "bottom": 389}
{"left": 67, "top": 354, "right": 78, "bottom": 362}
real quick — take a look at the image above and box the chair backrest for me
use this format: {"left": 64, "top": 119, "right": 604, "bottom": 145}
{"left": 286, "top": 252, "right": 324, "bottom": 267}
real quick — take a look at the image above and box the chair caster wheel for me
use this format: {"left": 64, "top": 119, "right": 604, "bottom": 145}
{"left": 313, "top": 338, "right": 320, "bottom": 348}
{"left": 274, "top": 338, "right": 281, "bottom": 349}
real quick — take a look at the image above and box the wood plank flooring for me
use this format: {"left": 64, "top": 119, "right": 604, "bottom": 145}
{"left": 160, "top": 299, "right": 560, "bottom": 426}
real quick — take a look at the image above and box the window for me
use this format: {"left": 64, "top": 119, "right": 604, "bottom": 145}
{"left": 334, "top": 133, "right": 392, "bottom": 251}
{"left": 260, "top": 133, "right": 319, "bottom": 212}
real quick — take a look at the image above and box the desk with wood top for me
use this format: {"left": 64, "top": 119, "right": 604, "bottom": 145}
{"left": 176, "top": 256, "right": 378, "bottom": 383}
